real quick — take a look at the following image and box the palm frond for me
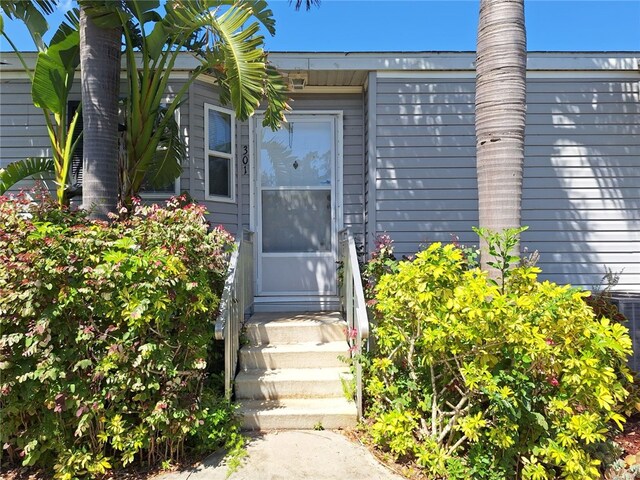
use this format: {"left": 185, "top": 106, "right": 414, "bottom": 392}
{"left": 291, "top": 0, "right": 320, "bottom": 11}
{"left": 204, "top": 0, "right": 277, "bottom": 36}
{"left": 207, "top": 5, "right": 267, "bottom": 120}
{"left": 262, "top": 63, "right": 290, "bottom": 129}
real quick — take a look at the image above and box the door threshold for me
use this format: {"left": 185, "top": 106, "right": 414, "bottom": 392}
{"left": 253, "top": 296, "right": 340, "bottom": 313}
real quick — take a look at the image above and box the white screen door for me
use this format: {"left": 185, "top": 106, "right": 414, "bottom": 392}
{"left": 256, "top": 114, "right": 339, "bottom": 296}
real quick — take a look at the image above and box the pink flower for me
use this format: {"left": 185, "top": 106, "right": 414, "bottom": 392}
{"left": 343, "top": 327, "right": 358, "bottom": 340}
{"left": 54, "top": 393, "right": 66, "bottom": 413}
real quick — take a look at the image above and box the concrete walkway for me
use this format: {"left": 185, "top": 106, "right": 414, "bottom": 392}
{"left": 154, "top": 430, "right": 405, "bottom": 480}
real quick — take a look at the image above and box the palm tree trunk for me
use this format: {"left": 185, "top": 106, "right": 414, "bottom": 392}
{"left": 79, "top": 7, "right": 121, "bottom": 218}
{"left": 475, "top": 0, "right": 527, "bottom": 273}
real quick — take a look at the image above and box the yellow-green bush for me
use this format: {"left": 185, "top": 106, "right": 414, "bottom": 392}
{"left": 366, "top": 229, "right": 633, "bottom": 480}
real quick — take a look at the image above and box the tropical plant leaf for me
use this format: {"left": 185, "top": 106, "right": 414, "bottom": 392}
{"left": 115, "top": 0, "right": 286, "bottom": 202}
{"left": 146, "top": 21, "right": 168, "bottom": 61}
{"left": 32, "top": 25, "right": 80, "bottom": 115}
{"left": 0, "top": 0, "right": 52, "bottom": 51}
{"left": 50, "top": 9, "right": 80, "bottom": 45}
{"left": 77, "top": 1, "right": 122, "bottom": 29}
{"left": 143, "top": 105, "right": 184, "bottom": 189}
{"left": 205, "top": 5, "right": 266, "bottom": 120}
{"left": 211, "top": 0, "right": 276, "bottom": 36}
{"left": 262, "top": 63, "right": 290, "bottom": 129}
{"left": 0, "top": 157, "right": 55, "bottom": 195}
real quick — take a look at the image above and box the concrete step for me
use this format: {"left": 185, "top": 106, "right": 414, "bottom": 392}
{"left": 239, "top": 397, "right": 357, "bottom": 431}
{"left": 235, "top": 368, "right": 351, "bottom": 400}
{"left": 244, "top": 311, "right": 346, "bottom": 345}
{"left": 239, "top": 342, "right": 350, "bottom": 370}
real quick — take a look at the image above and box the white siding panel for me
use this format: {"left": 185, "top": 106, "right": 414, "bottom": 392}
{"left": 375, "top": 76, "right": 640, "bottom": 290}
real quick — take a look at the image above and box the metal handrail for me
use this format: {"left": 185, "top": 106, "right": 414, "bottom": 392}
{"left": 338, "top": 228, "right": 369, "bottom": 419}
{"left": 215, "top": 229, "right": 254, "bottom": 398}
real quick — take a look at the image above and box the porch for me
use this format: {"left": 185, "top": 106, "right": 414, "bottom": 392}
{"left": 214, "top": 229, "right": 368, "bottom": 430}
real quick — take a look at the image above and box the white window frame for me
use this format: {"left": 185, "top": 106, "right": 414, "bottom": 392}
{"left": 140, "top": 107, "right": 182, "bottom": 200}
{"left": 204, "top": 103, "right": 236, "bottom": 203}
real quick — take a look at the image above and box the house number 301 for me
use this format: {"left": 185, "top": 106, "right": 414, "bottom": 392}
{"left": 242, "top": 146, "right": 249, "bottom": 175}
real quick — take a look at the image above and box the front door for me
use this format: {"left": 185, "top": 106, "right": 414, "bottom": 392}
{"left": 255, "top": 114, "right": 341, "bottom": 297}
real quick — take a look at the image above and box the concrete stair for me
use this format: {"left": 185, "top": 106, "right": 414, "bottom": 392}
{"left": 236, "top": 311, "right": 357, "bottom": 431}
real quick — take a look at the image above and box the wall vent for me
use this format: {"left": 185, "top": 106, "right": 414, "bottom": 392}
{"left": 611, "top": 292, "right": 640, "bottom": 373}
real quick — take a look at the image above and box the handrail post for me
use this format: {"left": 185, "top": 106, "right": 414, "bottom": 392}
{"left": 338, "top": 228, "right": 370, "bottom": 420}
{"left": 215, "top": 230, "right": 254, "bottom": 400}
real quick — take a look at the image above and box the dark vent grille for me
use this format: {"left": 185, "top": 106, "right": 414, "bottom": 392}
{"left": 611, "top": 292, "right": 640, "bottom": 373}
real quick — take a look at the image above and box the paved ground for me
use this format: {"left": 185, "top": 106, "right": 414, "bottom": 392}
{"left": 154, "top": 430, "right": 405, "bottom": 480}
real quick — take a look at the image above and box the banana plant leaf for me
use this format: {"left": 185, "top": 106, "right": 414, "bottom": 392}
{"left": 0, "top": 157, "right": 55, "bottom": 195}
{"left": 32, "top": 27, "right": 80, "bottom": 116}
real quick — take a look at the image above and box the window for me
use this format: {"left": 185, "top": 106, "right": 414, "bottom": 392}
{"left": 67, "top": 100, "right": 181, "bottom": 198}
{"left": 205, "top": 104, "right": 235, "bottom": 202}
{"left": 139, "top": 105, "right": 181, "bottom": 198}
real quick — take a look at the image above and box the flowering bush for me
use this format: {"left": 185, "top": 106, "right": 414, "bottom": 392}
{"left": 365, "top": 229, "right": 633, "bottom": 480}
{"left": 362, "top": 234, "right": 398, "bottom": 307}
{"left": 0, "top": 193, "right": 238, "bottom": 478}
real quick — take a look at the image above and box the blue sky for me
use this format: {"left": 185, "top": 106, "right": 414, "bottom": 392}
{"left": 1, "top": 1, "right": 639, "bottom": 52}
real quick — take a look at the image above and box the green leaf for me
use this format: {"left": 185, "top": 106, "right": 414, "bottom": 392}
{"left": 144, "top": 105, "right": 184, "bottom": 188}
{"left": 73, "top": 359, "right": 92, "bottom": 371}
{"left": 146, "top": 21, "right": 168, "bottom": 61}
{"left": 210, "top": 0, "right": 276, "bottom": 36}
{"left": 262, "top": 63, "right": 290, "bottom": 129}
{"left": 1, "top": 0, "right": 51, "bottom": 51}
{"left": 532, "top": 412, "right": 549, "bottom": 431}
{"left": 78, "top": 1, "right": 122, "bottom": 29}
{"left": 0, "top": 157, "right": 55, "bottom": 194}
{"left": 125, "top": 0, "right": 161, "bottom": 20}
{"left": 32, "top": 26, "right": 80, "bottom": 114}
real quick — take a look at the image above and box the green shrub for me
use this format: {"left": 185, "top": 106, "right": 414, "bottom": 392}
{"left": 362, "top": 234, "right": 398, "bottom": 309}
{"left": 365, "top": 229, "right": 633, "bottom": 480}
{"left": 0, "top": 193, "right": 238, "bottom": 478}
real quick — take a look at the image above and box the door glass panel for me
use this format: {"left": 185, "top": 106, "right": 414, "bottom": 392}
{"left": 260, "top": 121, "right": 331, "bottom": 187}
{"left": 262, "top": 190, "right": 331, "bottom": 253}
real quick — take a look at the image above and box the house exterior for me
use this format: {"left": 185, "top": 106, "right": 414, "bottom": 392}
{"left": 1, "top": 51, "right": 639, "bottom": 309}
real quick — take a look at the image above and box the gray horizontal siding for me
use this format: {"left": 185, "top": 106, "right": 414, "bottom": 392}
{"left": 0, "top": 78, "right": 188, "bottom": 201}
{"left": 375, "top": 75, "right": 640, "bottom": 290}
{"left": 0, "top": 80, "right": 52, "bottom": 166}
